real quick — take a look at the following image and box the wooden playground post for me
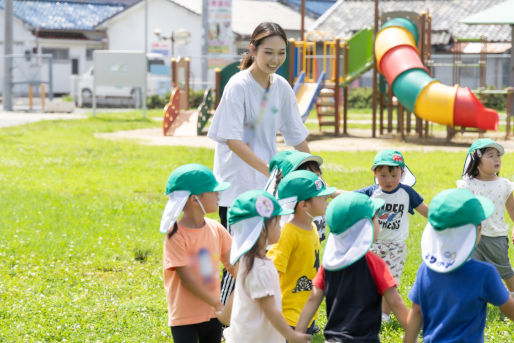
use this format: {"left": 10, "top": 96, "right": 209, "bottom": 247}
{"left": 288, "top": 38, "right": 296, "bottom": 86}
{"left": 41, "top": 83, "right": 46, "bottom": 110}
{"left": 387, "top": 88, "right": 393, "bottom": 133}
{"left": 342, "top": 38, "right": 348, "bottom": 135}
{"left": 215, "top": 68, "right": 221, "bottom": 108}
{"left": 29, "top": 85, "right": 33, "bottom": 110}
{"left": 507, "top": 88, "right": 513, "bottom": 139}
{"left": 334, "top": 37, "right": 340, "bottom": 136}
{"left": 418, "top": 12, "right": 427, "bottom": 138}
{"left": 423, "top": 13, "right": 431, "bottom": 137}
{"left": 171, "top": 58, "right": 178, "bottom": 87}
{"left": 371, "top": 0, "right": 379, "bottom": 138}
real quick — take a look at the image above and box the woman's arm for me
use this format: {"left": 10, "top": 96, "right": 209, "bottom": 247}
{"left": 294, "top": 140, "right": 310, "bottom": 153}
{"left": 403, "top": 303, "right": 422, "bottom": 343}
{"left": 257, "top": 295, "right": 311, "bottom": 343}
{"left": 296, "top": 286, "right": 324, "bottom": 333}
{"left": 227, "top": 139, "right": 269, "bottom": 177}
{"left": 175, "top": 266, "right": 223, "bottom": 312}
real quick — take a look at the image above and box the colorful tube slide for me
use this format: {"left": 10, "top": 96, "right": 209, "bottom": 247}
{"left": 375, "top": 17, "right": 498, "bottom": 131}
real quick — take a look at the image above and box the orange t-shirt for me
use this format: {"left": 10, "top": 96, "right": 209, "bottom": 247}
{"left": 163, "top": 217, "right": 233, "bottom": 326}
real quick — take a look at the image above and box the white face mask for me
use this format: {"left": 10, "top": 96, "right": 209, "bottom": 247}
{"left": 305, "top": 210, "right": 315, "bottom": 220}
{"left": 194, "top": 195, "right": 207, "bottom": 215}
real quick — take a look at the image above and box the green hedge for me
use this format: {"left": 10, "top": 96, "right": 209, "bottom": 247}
{"left": 146, "top": 89, "right": 208, "bottom": 109}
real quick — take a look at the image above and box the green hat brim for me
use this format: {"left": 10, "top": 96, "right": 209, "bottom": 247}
{"left": 213, "top": 181, "right": 231, "bottom": 192}
{"left": 469, "top": 139, "right": 504, "bottom": 156}
{"left": 371, "top": 161, "right": 404, "bottom": 170}
{"left": 292, "top": 155, "right": 323, "bottom": 170}
{"left": 371, "top": 198, "right": 385, "bottom": 214}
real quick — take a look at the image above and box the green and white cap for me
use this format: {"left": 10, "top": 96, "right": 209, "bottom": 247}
{"left": 372, "top": 149, "right": 416, "bottom": 187}
{"left": 160, "top": 164, "right": 230, "bottom": 233}
{"left": 228, "top": 190, "right": 293, "bottom": 265}
{"left": 323, "top": 192, "right": 384, "bottom": 271}
{"left": 462, "top": 138, "right": 504, "bottom": 179}
{"left": 421, "top": 188, "right": 494, "bottom": 273}
{"left": 264, "top": 151, "right": 323, "bottom": 194}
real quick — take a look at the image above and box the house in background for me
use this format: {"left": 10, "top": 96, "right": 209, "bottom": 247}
{"left": 309, "top": 0, "right": 512, "bottom": 89}
{"left": 1, "top": 0, "right": 314, "bottom": 97}
{"left": 0, "top": 0, "right": 138, "bottom": 95}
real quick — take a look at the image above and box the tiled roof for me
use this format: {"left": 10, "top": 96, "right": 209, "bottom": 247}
{"left": 280, "top": 0, "right": 337, "bottom": 17}
{"left": 311, "top": 0, "right": 512, "bottom": 44}
{"left": 0, "top": 0, "right": 130, "bottom": 31}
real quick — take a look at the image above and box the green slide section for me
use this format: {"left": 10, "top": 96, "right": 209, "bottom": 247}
{"left": 392, "top": 69, "right": 434, "bottom": 112}
{"left": 380, "top": 17, "right": 419, "bottom": 44}
{"left": 341, "top": 28, "right": 374, "bottom": 88}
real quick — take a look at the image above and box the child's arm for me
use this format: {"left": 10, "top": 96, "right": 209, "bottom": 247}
{"left": 383, "top": 286, "right": 409, "bottom": 329}
{"left": 499, "top": 297, "right": 514, "bottom": 320}
{"left": 414, "top": 202, "right": 428, "bottom": 218}
{"left": 505, "top": 193, "right": 514, "bottom": 244}
{"left": 175, "top": 266, "right": 223, "bottom": 312}
{"left": 257, "top": 295, "right": 311, "bottom": 343}
{"left": 296, "top": 285, "right": 324, "bottom": 333}
{"left": 403, "top": 303, "right": 422, "bottom": 343}
{"left": 215, "top": 291, "right": 234, "bottom": 325}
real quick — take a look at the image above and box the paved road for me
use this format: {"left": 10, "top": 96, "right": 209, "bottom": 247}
{"left": 0, "top": 110, "right": 88, "bottom": 128}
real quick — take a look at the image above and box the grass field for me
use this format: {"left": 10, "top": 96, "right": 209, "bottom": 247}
{"left": 1, "top": 110, "right": 513, "bottom": 342}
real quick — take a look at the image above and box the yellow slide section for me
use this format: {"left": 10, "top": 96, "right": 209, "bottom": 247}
{"left": 296, "top": 83, "right": 319, "bottom": 118}
{"left": 414, "top": 82, "right": 458, "bottom": 126}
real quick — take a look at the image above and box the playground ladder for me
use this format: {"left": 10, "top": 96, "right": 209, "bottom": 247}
{"left": 315, "top": 81, "right": 339, "bottom": 130}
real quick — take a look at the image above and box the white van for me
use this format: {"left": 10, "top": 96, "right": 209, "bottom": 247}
{"left": 72, "top": 53, "right": 170, "bottom": 107}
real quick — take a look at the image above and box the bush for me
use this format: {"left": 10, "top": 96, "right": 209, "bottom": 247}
{"left": 479, "top": 87, "right": 507, "bottom": 111}
{"left": 145, "top": 89, "right": 211, "bottom": 109}
{"left": 347, "top": 87, "right": 373, "bottom": 109}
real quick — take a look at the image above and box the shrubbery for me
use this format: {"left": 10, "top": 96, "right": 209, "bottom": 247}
{"left": 146, "top": 89, "right": 210, "bottom": 109}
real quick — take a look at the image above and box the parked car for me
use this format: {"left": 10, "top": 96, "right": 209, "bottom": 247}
{"left": 72, "top": 53, "right": 171, "bottom": 107}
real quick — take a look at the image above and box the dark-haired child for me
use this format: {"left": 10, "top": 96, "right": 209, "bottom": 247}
{"left": 457, "top": 138, "right": 514, "bottom": 294}
{"left": 160, "top": 164, "right": 235, "bottom": 343}
{"left": 356, "top": 149, "right": 428, "bottom": 321}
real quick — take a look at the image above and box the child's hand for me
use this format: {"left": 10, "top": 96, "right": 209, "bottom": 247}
{"left": 511, "top": 228, "right": 514, "bottom": 245}
{"left": 287, "top": 331, "right": 311, "bottom": 343}
{"left": 214, "top": 303, "right": 230, "bottom": 326}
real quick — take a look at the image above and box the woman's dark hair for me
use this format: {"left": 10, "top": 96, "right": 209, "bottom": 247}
{"left": 242, "top": 217, "right": 277, "bottom": 280}
{"left": 239, "top": 22, "right": 288, "bottom": 70}
{"left": 464, "top": 147, "right": 500, "bottom": 178}
{"left": 167, "top": 221, "right": 179, "bottom": 239}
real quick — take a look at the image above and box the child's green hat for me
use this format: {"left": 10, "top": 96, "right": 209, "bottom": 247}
{"left": 160, "top": 164, "right": 230, "bottom": 234}
{"left": 372, "top": 149, "right": 416, "bottom": 187}
{"left": 165, "top": 163, "right": 230, "bottom": 195}
{"left": 264, "top": 151, "right": 323, "bottom": 194}
{"left": 228, "top": 190, "right": 293, "bottom": 265}
{"left": 277, "top": 170, "right": 336, "bottom": 202}
{"left": 323, "top": 192, "right": 384, "bottom": 271}
{"left": 421, "top": 188, "right": 494, "bottom": 273}
{"left": 462, "top": 138, "right": 504, "bottom": 178}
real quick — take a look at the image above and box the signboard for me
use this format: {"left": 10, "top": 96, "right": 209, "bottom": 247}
{"left": 151, "top": 42, "right": 170, "bottom": 57}
{"left": 207, "top": 0, "right": 233, "bottom": 68}
{"left": 93, "top": 50, "right": 146, "bottom": 87}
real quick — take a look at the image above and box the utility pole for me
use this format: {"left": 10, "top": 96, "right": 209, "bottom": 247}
{"left": 3, "top": 0, "right": 13, "bottom": 111}
{"left": 202, "top": 0, "right": 208, "bottom": 89}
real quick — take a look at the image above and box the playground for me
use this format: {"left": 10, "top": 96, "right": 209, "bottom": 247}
{"left": 3, "top": 2, "right": 514, "bottom": 342}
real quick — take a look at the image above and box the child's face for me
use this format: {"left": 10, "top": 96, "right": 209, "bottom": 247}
{"left": 251, "top": 36, "right": 287, "bottom": 75}
{"left": 372, "top": 215, "right": 380, "bottom": 243}
{"left": 374, "top": 166, "right": 402, "bottom": 192}
{"left": 197, "top": 191, "right": 219, "bottom": 213}
{"left": 478, "top": 148, "right": 501, "bottom": 176}
{"left": 305, "top": 195, "right": 329, "bottom": 217}
{"left": 265, "top": 217, "right": 281, "bottom": 245}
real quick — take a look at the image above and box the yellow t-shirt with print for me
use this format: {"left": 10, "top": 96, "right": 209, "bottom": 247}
{"left": 267, "top": 222, "right": 320, "bottom": 327}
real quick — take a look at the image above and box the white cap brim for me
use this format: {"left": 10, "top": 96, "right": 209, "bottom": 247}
{"left": 159, "top": 190, "right": 191, "bottom": 233}
{"left": 322, "top": 218, "right": 374, "bottom": 271}
{"left": 264, "top": 167, "right": 279, "bottom": 195}
{"left": 375, "top": 165, "right": 416, "bottom": 187}
{"left": 462, "top": 153, "right": 472, "bottom": 179}
{"left": 278, "top": 196, "right": 297, "bottom": 227}
{"left": 421, "top": 222, "right": 477, "bottom": 273}
{"left": 230, "top": 216, "right": 264, "bottom": 265}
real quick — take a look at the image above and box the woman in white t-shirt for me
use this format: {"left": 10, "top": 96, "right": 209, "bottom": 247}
{"left": 208, "top": 22, "right": 310, "bottom": 303}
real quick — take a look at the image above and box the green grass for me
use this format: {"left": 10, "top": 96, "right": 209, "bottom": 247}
{"left": 1, "top": 111, "right": 514, "bottom": 342}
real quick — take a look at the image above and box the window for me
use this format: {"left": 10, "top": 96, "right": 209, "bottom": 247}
{"left": 41, "top": 47, "right": 69, "bottom": 61}
{"left": 86, "top": 48, "right": 97, "bottom": 61}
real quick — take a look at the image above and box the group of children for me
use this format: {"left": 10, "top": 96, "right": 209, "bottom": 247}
{"left": 160, "top": 138, "right": 514, "bottom": 343}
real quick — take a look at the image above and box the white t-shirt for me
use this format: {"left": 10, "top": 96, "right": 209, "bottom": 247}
{"left": 457, "top": 177, "right": 514, "bottom": 237}
{"left": 357, "top": 184, "right": 424, "bottom": 242}
{"left": 224, "top": 257, "right": 284, "bottom": 343}
{"left": 208, "top": 69, "right": 309, "bottom": 206}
